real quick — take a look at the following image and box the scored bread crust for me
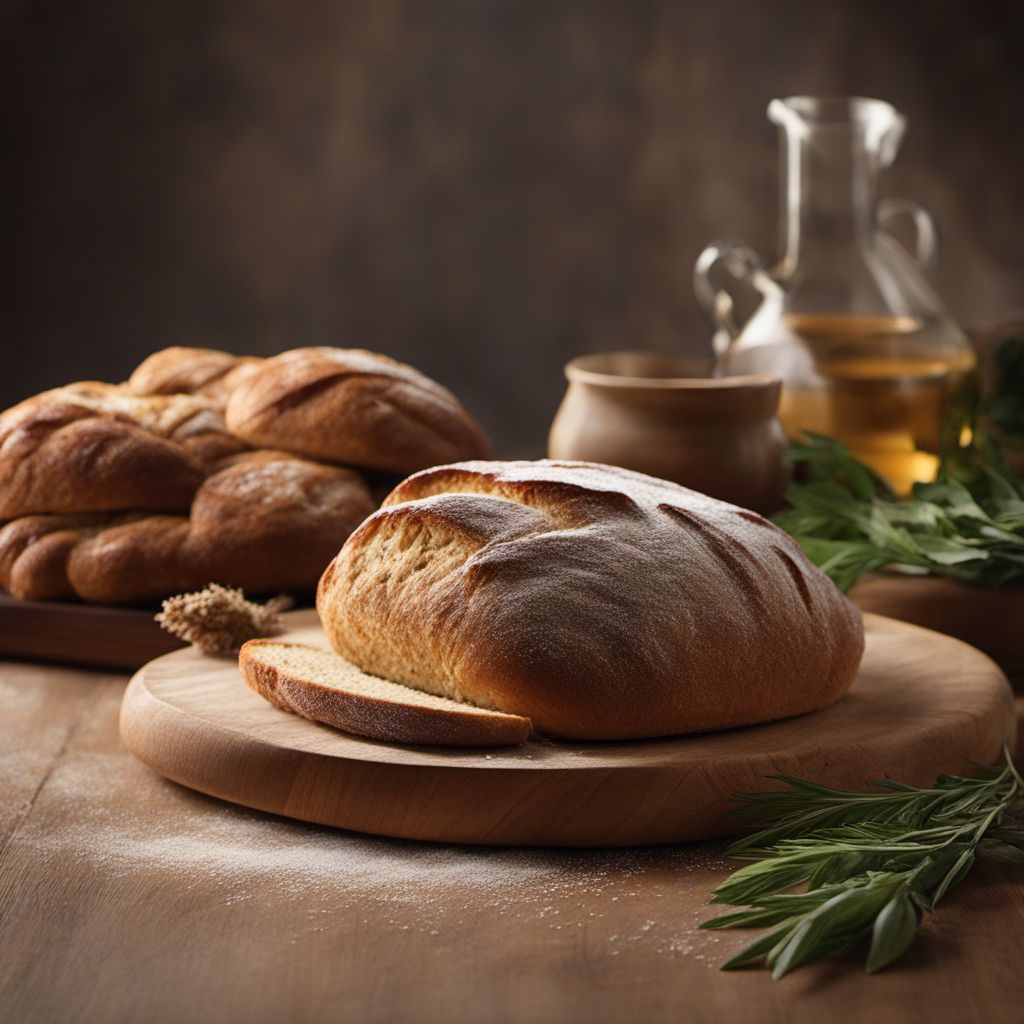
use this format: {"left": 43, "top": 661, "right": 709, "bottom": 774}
{"left": 224, "top": 347, "right": 491, "bottom": 474}
{"left": 126, "top": 344, "right": 492, "bottom": 475}
{"left": 0, "top": 451, "right": 375, "bottom": 603}
{"left": 127, "top": 346, "right": 263, "bottom": 403}
{"left": 0, "top": 382, "right": 245, "bottom": 518}
{"left": 239, "top": 640, "right": 532, "bottom": 747}
{"left": 317, "top": 460, "right": 866, "bottom": 741}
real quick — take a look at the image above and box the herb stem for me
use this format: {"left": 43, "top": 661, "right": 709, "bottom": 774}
{"left": 704, "top": 746, "right": 1024, "bottom": 977}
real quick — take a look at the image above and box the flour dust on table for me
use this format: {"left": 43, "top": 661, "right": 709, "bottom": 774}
{"left": 26, "top": 733, "right": 731, "bottom": 958}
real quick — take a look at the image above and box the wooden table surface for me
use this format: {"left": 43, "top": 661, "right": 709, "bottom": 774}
{"left": 3, "top": 658, "right": 1024, "bottom": 1024}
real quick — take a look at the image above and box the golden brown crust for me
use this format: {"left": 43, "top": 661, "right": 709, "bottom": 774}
{"left": 224, "top": 347, "right": 490, "bottom": 473}
{"left": 0, "top": 383, "right": 245, "bottom": 517}
{"left": 127, "top": 344, "right": 491, "bottom": 474}
{"left": 239, "top": 640, "right": 532, "bottom": 747}
{"left": 0, "top": 452, "right": 375, "bottom": 604}
{"left": 317, "top": 460, "right": 865, "bottom": 741}
{"left": 0, "top": 513, "right": 127, "bottom": 601}
{"left": 1, "top": 347, "right": 491, "bottom": 604}
{"left": 127, "top": 347, "right": 263, "bottom": 403}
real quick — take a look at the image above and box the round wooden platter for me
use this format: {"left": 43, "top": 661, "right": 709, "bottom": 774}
{"left": 119, "top": 610, "right": 1017, "bottom": 848}
{"left": 850, "top": 574, "right": 1024, "bottom": 681}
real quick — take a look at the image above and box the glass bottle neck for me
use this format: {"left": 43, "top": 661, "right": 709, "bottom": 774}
{"left": 777, "top": 129, "right": 879, "bottom": 276}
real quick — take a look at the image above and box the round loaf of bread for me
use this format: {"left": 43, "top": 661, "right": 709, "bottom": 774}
{"left": 316, "top": 460, "right": 864, "bottom": 741}
{"left": 224, "top": 347, "right": 490, "bottom": 474}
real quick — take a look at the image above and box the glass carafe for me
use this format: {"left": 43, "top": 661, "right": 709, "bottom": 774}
{"left": 694, "top": 96, "right": 976, "bottom": 494}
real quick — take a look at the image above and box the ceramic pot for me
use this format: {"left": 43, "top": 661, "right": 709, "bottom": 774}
{"left": 548, "top": 351, "right": 787, "bottom": 513}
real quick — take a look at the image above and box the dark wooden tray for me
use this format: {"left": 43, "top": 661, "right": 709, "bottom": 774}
{"left": 0, "top": 593, "right": 184, "bottom": 671}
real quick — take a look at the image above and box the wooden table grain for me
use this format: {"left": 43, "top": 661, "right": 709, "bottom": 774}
{"left": 2, "top": 659, "right": 1024, "bottom": 1024}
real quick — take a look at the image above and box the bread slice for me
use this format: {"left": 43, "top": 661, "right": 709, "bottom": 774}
{"left": 239, "top": 640, "right": 532, "bottom": 747}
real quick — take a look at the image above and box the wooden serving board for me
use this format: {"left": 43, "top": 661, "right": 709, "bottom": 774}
{"left": 850, "top": 574, "right": 1024, "bottom": 682}
{"left": 0, "top": 593, "right": 185, "bottom": 671}
{"left": 119, "top": 611, "right": 1017, "bottom": 847}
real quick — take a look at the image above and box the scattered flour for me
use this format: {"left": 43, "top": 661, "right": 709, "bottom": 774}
{"left": 10, "top": 713, "right": 735, "bottom": 965}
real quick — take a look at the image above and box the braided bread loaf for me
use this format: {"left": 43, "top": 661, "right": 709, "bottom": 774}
{"left": 1, "top": 346, "right": 491, "bottom": 605}
{"left": 0, "top": 382, "right": 244, "bottom": 518}
{"left": 0, "top": 451, "right": 374, "bottom": 603}
{"left": 317, "top": 460, "right": 864, "bottom": 740}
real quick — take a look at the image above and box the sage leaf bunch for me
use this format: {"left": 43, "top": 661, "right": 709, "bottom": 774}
{"left": 773, "top": 433, "right": 1024, "bottom": 591}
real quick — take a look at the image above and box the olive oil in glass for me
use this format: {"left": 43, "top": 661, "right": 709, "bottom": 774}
{"left": 773, "top": 314, "right": 976, "bottom": 493}
{"left": 695, "top": 97, "right": 976, "bottom": 495}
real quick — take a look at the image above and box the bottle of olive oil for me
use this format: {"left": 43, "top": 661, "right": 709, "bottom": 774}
{"left": 695, "top": 97, "right": 977, "bottom": 496}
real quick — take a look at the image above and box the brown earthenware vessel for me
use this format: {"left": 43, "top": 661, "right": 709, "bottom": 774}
{"left": 548, "top": 351, "right": 787, "bottom": 513}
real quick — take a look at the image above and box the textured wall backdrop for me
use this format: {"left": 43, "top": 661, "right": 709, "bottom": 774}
{"left": 3, "top": 0, "right": 1023, "bottom": 453}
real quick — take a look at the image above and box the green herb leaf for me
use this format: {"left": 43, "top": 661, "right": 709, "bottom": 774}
{"left": 704, "top": 747, "right": 1024, "bottom": 978}
{"left": 720, "top": 921, "right": 798, "bottom": 971}
{"left": 866, "top": 892, "right": 920, "bottom": 974}
{"left": 930, "top": 847, "right": 975, "bottom": 906}
{"left": 773, "top": 433, "right": 1024, "bottom": 590}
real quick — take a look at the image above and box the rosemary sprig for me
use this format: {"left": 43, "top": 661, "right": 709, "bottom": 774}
{"left": 702, "top": 748, "right": 1024, "bottom": 978}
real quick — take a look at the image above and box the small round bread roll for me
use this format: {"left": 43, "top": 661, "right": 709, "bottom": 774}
{"left": 316, "top": 460, "right": 864, "bottom": 741}
{"left": 127, "top": 347, "right": 263, "bottom": 403}
{"left": 224, "top": 347, "right": 490, "bottom": 474}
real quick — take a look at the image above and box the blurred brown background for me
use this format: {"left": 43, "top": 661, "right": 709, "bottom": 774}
{"left": 3, "top": 0, "right": 1023, "bottom": 454}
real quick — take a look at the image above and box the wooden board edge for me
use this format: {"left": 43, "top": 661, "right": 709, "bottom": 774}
{"left": 119, "top": 626, "right": 1020, "bottom": 848}
{"left": 0, "top": 594, "right": 184, "bottom": 671}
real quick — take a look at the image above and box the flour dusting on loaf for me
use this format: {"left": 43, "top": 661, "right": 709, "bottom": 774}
{"left": 127, "top": 347, "right": 262, "bottom": 402}
{"left": 224, "top": 347, "right": 490, "bottom": 474}
{"left": 0, "top": 382, "right": 243, "bottom": 517}
{"left": 316, "top": 460, "right": 864, "bottom": 741}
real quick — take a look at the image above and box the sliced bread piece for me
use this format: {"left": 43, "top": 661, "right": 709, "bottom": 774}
{"left": 239, "top": 640, "right": 532, "bottom": 747}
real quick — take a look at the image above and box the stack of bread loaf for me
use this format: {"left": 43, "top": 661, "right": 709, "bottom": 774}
{"left": 0, "top": 346, "right": 489, "bottom": 604}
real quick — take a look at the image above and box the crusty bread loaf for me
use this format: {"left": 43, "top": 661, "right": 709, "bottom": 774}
{"left": 316, "top": 460, "right": 864, "bottom": 741}
{"left": 0, "top": 512, "right": 138, "bottom": 600}
{"left": 126, "top": 344, "right": 492, "bottom": 474}
{"left": 1, "top": 347, "right": 493, "bottom": 607}
{"left": 0, "top": 451, "right": 374, "bottom": 603}
{"left": 224, "top": 347, "right": 490, "bottom": 474}
{"left": 0, "top": 382, "right": 245, "bottom": 517}
{"left": 240, "top": 640, "right": 532, "bottom": 746}
{"left": 127, "top": 347, "right": 263, "bottom": 403}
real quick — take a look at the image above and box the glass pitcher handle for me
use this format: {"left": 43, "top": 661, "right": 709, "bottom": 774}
{"left": 878, "top": 198, "right": 940, "bottom": 283}
{"left": 693, "top": 241, "right": 769, "bottom": 356}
